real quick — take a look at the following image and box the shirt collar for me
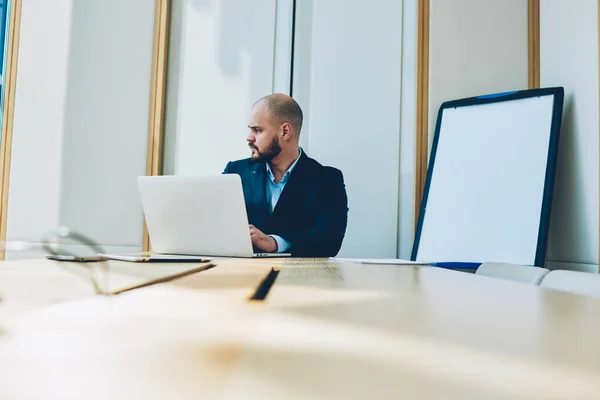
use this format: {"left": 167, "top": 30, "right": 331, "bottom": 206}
{"left": 266, "top": 148, "right": 302, "bottom": 184}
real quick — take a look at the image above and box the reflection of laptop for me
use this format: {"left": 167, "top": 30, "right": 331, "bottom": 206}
{"left": 135, "top": 175, "right": 291, "bottom": 258}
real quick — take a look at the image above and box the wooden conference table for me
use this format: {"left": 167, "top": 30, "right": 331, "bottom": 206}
{"left": 0, "top": 257, "right": 599, "bottom": 399}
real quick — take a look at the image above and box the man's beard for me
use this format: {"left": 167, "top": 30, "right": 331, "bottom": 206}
{"left": 250, "top": 136, "right": 282, "bottom": 162}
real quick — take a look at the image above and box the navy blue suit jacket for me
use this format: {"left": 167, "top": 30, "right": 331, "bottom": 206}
{"left": 223, "top": 151, "right": 348, "bottom": 257}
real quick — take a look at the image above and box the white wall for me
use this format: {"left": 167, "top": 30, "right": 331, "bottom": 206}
{"left": 6, "top": 0, "right": 155, "bottom": 257}
{"left": 291, "top": 0, "right": 313, "bottom": 152}
{"left": 163, "top": 0, "right": 416, "bottom": 258}
{"left": 294, "top": 0, "right": 403, "bottom": 258}
{"left": 59, "top": 0, "right": 154, "bottom": 247}
{"left": 273, "top": 0, "right": 294, "bottom": 93}
{"left": 164, "top": 0, "right": 404, "bottom": 258}
{"left": 398, "top": 0, "right": 418, "bottom": 259}
{"left": 163, "top": 0, "right": 281, "bottom": 176}
{"left": 541, "top": 0, "right": 599, "bottom": 272}
{"left": 428, "top": 0, "right": 529, "bottom": 148}
{"left": 5, "top": 0, "right": 71, "bottom": 257}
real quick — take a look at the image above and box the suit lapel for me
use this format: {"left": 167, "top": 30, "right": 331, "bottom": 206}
{"left": 271, "top": 152, "right": 309, "bottom": 218}
{"left": 250, "top": 161, "right": 269, "bottom": 218}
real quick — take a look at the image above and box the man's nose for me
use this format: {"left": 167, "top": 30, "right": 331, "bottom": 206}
{"left": 247, "top": 133, "right": 255, "bottom": 143}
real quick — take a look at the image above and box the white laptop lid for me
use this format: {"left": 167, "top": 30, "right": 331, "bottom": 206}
{"left": 137, "top": 175, "right": 255, "bottom": 257}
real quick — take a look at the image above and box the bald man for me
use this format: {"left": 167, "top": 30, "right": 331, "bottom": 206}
{"left": 223, "top": 94, "right": 348, "bottom": 257}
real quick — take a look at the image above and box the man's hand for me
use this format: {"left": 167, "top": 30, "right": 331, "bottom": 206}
{"left": 249, "top": 224, "right": 278, "bottom": 253}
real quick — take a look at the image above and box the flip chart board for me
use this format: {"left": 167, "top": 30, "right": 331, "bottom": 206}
{"left": 412, "top": 87, "right": 564, "bottom": 267}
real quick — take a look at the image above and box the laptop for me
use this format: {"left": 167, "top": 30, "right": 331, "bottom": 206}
{"left": 126, "top": 174, "right": 290, "bottom": 259}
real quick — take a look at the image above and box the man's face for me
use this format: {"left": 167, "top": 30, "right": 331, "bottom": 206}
{"left": 247, "top": 102, "right": 282, "bottom": 162}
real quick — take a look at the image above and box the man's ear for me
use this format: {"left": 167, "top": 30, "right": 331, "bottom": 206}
{"left": 281, "top": 122, "right": 293, "bottom": 141}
